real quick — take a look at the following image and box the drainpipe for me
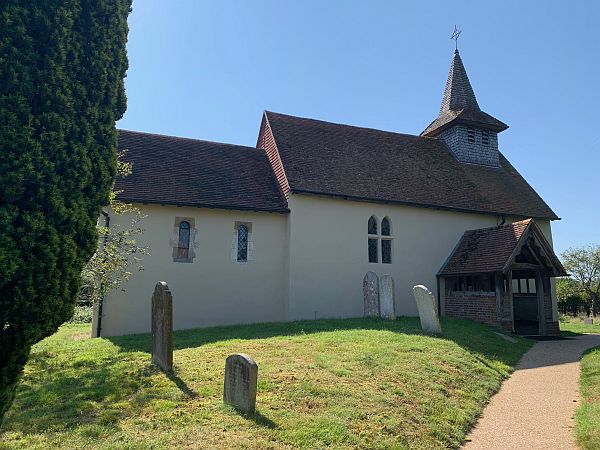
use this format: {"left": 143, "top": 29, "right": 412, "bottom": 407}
{"left": 436, "top": 276, "right": 441, "bottom": 317}
{"left": 96, "top": 210, "right": 110, "bottom": 338}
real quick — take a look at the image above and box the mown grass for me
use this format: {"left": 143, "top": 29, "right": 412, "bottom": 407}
{"left": 575, "top": 346, "right": 600, "bottom": 449}
{"left": 0, "top": 317, "right": 531, "bottom": 449}
{"left": 560, "top": 316, "right": 600, "bottom": 335}
{"left": 561, "top": 317, "right": 600, "bottom": 449}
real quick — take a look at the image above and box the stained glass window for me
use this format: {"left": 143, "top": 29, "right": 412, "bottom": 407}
{"left": 382, "top": 239, "right": 392, "bottom": 264}
{"left": 368, "top": 216, "right": 378, "bottom": 235}
{"left": 178, "top": 221, "right": 190, "bottom": 259}
{"left": 237, "top": 224, "right": 248, "bottom": 262}
{"left": 368, "top": 238, "right": 378, "bottom": 263}
{"left": 381, "top": 217, "right": 391, "bottom": 236}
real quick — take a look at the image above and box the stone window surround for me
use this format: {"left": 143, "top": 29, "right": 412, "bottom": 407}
{"left": 232, "top": 221, "right": 254, "bottom": 264}
{"left": 171, "top": 217, "right": 197, "bottom": 263}
{"left": 367, "top": 215, "right": 393, "bottom": 265}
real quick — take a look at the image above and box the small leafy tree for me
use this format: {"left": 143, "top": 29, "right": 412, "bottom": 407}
{"left": 556, "top": 277, "right": 590, "bottom": 316}
{"left": 81, "top": 152, "right": 148, "bottom": 306}
{"left": 561, "top": 245, "right": 600, "bottom": 317}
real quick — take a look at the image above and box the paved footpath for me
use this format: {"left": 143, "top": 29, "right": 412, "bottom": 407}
{"left": 463, "top": 334, "right": 600, "bottom": 450}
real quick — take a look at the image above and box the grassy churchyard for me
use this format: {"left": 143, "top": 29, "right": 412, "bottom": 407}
{"left": 560, "top": 316, "right": 600, "bottom": 335}
{"left": 0, "top": 317, "right": 531, "bottom": 449}
{"left": 559, "top": 317, "right": 600, "bottom": 449}
{"left": 576, "top": 345, "right": 600, "bottom": 449}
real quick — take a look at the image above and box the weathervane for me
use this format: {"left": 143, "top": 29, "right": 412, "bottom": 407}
{"left": 451, "top": 25, "right": 462, "bottom": 51}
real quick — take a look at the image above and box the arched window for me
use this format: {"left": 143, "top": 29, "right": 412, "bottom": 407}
{"left": 368, "top": 216, "right": 378, "bottom": 263}
{"left": 381, "top": 217, "right": 392, "bottom": 264}
{"left": 368, "top": 216, "right": 393, "bottom": 264}
{"left": 368, "top": 216, "right": 378, "bottom": 235}
{"left": 178, "top": 221, "right": 190, "bottom": 259}
{"left": 237, "top": 224, "right": 248, "bottom": 262}
{"left": 381, "top": 217, "right": 391, "bottom": 236}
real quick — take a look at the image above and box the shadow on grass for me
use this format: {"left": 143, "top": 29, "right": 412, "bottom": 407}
{"left": 166, "top": 369, "right": 197, "bottom": 399}
{"left": 107, "top": 317, "right": 426, "bottom": 354}
{"left": 561, "top": 330, "right": 584, "bottom": 337}
{"left": 239, "top": 409, "right": 278, "bottom": 429}
{"left": 107, "top": 316, "right": 530, "bottom": 373}
{"left": 2, "top": 317, "right": 531, "bottom": 440}
{"left": 2, "top": 351, "right": 201, "bottom": 435}
{"left": 2, "top": 353, "right": 159, "bottom": 434}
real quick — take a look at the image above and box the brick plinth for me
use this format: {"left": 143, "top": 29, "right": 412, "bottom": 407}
{"left": 546, "top": 321, "right": 560, "bottom": 336}
{"left": 445, "top": 294, "right": 499, "bottom": 327}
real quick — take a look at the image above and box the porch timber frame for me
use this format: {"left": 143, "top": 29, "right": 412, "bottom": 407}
{"left": 438, "top": 219, "right": 567, "bottom": 336}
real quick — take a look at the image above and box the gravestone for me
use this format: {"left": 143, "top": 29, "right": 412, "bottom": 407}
{"left": 151, "top": 281, "right": 173, "bottom": 372}
{"left": 379, "top": 275, "right": 396, "bottom": 320}
{"left": 363, "top": 271, "right": 380, "bottom": 317}
{"left": 584, "top": 317, "right": 593, "bottom": 325}
{"left": 224, "top": 353, "right": 258, "bottom": 413}
{"left": 412, "top": 285, "right": 442, "bottom": 335}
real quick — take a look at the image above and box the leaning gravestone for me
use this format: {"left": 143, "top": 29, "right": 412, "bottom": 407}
{"left": 151, "top": 281, "right": 173, "bottom": 372}
{"left": 412, "top": 285, "right": 442, "bottom": 335}
{"left": 363, "top": 271, "right": 380, "bottom": 317}
{"left": 224, "top": 353, "right": 258, "bottom": 413}
{"left": 379, "top": 275, "right": 396, "bottom": 320}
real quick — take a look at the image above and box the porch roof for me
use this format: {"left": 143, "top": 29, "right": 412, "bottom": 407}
{"left": 438, "top": 219, "right": 567, "bottom": 277}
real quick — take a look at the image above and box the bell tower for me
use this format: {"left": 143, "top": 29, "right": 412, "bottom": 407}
{"left": 421, "top": 47, "right": 508, "bottom": 167}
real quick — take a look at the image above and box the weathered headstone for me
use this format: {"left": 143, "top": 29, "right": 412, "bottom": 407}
{"left": 412, "top": 285, "right": 442, "bottom": 334}
{"left": 224, "top": 353, "right": 258, "bottom": 413}
{"left": 151, "top": 281, "right": 173, "bottom": 372}
{"left": 379, "top": 275, "right": 396, "bottom": 320}
{"left": 584, "top": 317, "right": 593, "bottom": 325}
{"left": 363, "top": 271, "right": 380, "bottom": 317}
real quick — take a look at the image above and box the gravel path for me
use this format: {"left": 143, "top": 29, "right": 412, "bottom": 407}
{"left": 463, "top": 334, "right": 600, "bottom": 450}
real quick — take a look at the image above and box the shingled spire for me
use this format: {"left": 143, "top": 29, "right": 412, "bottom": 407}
{"left": 439, "top": 50, "right": 479, "bottom": 113}
{"left": 422, "top": 49, "right": 508, "bottom": 167}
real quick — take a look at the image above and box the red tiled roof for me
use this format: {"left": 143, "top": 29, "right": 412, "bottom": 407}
{"left": 115, "top": 130, "right": 288, "bottom": 212}
{"left": 263, "top": 111, "right": 558, "bottom": 220}
{"left": 439, "top": 219, "right": 532, "bottom": 275}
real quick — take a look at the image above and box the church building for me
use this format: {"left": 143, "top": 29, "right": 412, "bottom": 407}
{"left": 93, "top": 49, "right": 566, "bottom": 338}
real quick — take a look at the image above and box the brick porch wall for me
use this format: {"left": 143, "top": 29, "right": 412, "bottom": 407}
{"left": 445, "top": 294, "right": 499, "bottom": 327}
{"left": 546, "top": 321, "right": 560, "bottom": 336}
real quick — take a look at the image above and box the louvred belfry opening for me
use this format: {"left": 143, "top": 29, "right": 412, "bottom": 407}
{"left": 422, "top": 50, "right": 508, "bottom": 167}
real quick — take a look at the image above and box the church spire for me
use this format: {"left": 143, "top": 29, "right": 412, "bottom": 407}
{"left": 421, "top": 46, "right": 508, "bottom": 167}
{"left": 439, "top": 50, "right": 480, "bottom": 114}
{"left": 422, "top": 49, "right": 507, "bottom": 138}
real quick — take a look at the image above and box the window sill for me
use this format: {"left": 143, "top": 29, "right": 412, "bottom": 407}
{"left": 173, "top": 258, "right": 194, "bottom": 264}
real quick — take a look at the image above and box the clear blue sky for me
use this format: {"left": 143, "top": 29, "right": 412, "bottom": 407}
{"left": 119, "top": 1, "right": 599, "bottom": 255}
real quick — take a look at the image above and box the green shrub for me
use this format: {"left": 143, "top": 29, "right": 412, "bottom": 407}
{"left": 69, "top": 306, "right": 93, "bottom": 324}
{"left": 0, "top": 0, "right": 131, "bottom": 424}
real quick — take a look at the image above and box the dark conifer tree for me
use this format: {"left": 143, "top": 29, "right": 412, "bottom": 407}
{"left": 0, "top": 0, "right": 132, "bottom": 423}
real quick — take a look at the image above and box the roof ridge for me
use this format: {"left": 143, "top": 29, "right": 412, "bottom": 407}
{"left": 264, "top": 110, "right": 439, "bottom": 142}
{"left": 464, "top": 218, "right": 533, "bottom": 235}
{"left": 118, "top": 129, "right": 265, "bottom": 154}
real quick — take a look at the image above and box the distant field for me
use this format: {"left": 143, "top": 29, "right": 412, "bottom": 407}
{"left": 0, "top": 318, "right": 531, "bottom": 449}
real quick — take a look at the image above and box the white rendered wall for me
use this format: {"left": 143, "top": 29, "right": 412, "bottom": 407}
{"left": 285, "top": 193, "right": 556, "bottom": 321}
{"left": 96, "top": 204, "right": 288, "bottom": 336}
{"left": 95, "top": 197, "right": 558, "bottom": 336}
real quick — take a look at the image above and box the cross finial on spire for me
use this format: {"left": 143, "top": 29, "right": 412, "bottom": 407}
{"left": 451, "top": 25, "right": 462, "bottom": 51}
